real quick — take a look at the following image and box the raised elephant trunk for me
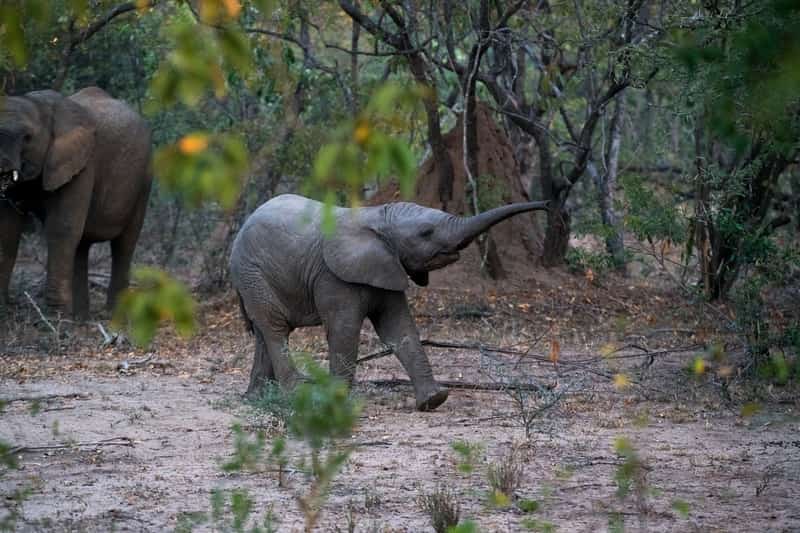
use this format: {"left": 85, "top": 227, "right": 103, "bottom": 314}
{"left": 452, "top": 201, "right": 549, "bottom": 250}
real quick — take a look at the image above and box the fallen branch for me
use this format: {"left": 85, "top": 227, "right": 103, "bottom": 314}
{"left": 1, "top": 392, "right": 89, "bottom": 405}
{"left": 364, "top": 378, "right": 555, "bottom": 392}
{"left": 97, "top": 322, "right": 113, "bottom": 344}
{"left": 357, "top": 339, "right": 545, "bottom": 365}
{"left": 117, "top": 355, "right": 153, "bottom": 371}
{"left": 97, "top": 322, "right": 127, "bottom": 347}
{"left": 23, "top": 291, "right": 57, "bottom": 335}
{"left": 8, "top": 436, "right": 135, "bottom": 455}
{"left": 358, "top": 338, "right": 702, "bottom": 366}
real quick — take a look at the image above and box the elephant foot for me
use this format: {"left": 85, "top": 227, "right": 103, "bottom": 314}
{"left": 415, "top": 383, "right": 449, "bottom": 411}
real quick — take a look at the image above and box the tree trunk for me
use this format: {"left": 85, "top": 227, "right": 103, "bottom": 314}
{"left": 594, "top": 94, "right": 627, "bottom": 273}
{"left": 407, "top": 56, "right": 454, "bottom": 209}
{"left": 541, "top": 207, "right": 571, "bottom": 267}
{"left": 533, "top": 129, "right": 571, "bottom": 266}
{"left": 462, "top": 3, "right": 505, "bottom": 279}
{"left": 349, "top": 1, "right": 360, "bottom": 114}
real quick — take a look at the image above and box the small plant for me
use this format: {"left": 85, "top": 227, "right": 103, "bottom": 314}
{"left": 363, "top": 487, "right": 382, "bottom": 511}
{"left": 247, "top": 381, "right": 295, "bottom": 430}
{"left": 417, "top": 485, "right": 461, "bottom": 533}
{"left": 181, "top": 356, "right": 359, "bottom": 532}
{"left": 278, "top": 356, "right": 361, "bottom": 531}
{"left": 518, "top": 499, "right": 540, "bottom": 513}
{"left": 521, "top": 517, "right": 556, "bottom": 532}
{"left": 611, "top": 437, "right": 651, "bottom": 529}
{"left": 451, "top": 440, "right": 484, "bottom": 474}
{"left": 487, "top": 447, "right": 524, "bottom": 506}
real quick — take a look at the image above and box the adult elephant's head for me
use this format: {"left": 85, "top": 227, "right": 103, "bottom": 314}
{"left": 0, "top": 90, "right": 95, "bottom": 196}
{"left": 323, "top": 200, "right": 548, "bottom": 291}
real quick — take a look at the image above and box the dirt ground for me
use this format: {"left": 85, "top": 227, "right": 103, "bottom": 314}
{"left": 2, "top": 264, "right": 799, "bottom": 533}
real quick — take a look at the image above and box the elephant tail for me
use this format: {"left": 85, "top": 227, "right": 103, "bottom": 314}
{"left": 236, "top": 290, "right": 254, "bottom": 335}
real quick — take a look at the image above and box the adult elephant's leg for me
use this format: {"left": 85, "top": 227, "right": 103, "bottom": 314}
{"left": 0, "top": 205, "right": 23, "bottom": 306}
{"left": 72, "top": 241, "right": 91, "bottom": 320}
{"left": 108, "top": 188, "right": 149, "bottom": 309}
{"left": 369, "top": 292, "right": 448, "bottom": 411}
{"left": 246, "top": 327, "right": 276, "bottom": 397}
{"left": 43, "top": 172, "right": 92, "bottom": 315}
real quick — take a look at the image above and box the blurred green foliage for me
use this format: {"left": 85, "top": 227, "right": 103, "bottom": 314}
{"left": 676, "top": 0, "right": 800, "bottom": 145}
{"left": 309, "top": 83, "right": 421, "bottom": 234}
{"left": 155, "top": 131, "right": 248, "bottom": 209}
{"left": 112, "top": 266, "right": 195, "bottom": 346}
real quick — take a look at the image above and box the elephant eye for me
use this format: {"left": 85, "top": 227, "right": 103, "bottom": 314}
{"left": 418, "top": 227, "right": 434, "bottom": 238}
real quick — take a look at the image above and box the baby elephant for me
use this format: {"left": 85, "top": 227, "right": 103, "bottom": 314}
{"left": 230, "top": 194, "right": 547, "bottom": 411}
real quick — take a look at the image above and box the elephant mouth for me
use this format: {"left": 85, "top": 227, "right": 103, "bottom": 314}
{"left": 424, "top": 251, "right": 460, "bottom": 271}
{"left": 0, "top": 169, "right": 20, "bottom": 196}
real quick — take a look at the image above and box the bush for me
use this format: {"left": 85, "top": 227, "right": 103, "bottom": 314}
{"left": 417, "top": 485, "right": 461, "bottom": 533}
{"left": 487, "top": 448, "right": 525, "bottom": 504}
{"left": 565, "top": 247, "right": 615, "bottom": 277}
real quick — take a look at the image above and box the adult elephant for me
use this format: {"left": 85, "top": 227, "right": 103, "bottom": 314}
{"left": 230, "top": 194, "right": 548, "bottom": 411}
{"left": 0, "top": 87, "right": 152, "bottom": 318}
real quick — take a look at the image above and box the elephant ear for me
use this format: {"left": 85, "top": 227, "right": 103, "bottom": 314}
{"left": 43, "top": 96, "right": 96, "bottom": 191}
{"left": 322, "top": 213, "right": 408, "bottom": 292}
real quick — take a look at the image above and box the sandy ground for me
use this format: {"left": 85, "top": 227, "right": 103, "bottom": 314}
{"left": 2, "top": 279, "right": 799, "bottom": 532}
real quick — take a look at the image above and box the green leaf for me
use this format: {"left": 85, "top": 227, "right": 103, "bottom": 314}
{"left": 671, "top": 499, "right": 690, "bottom": 518}
{"left": 0, "top": 6, "right": 26, "bottom": 67}
{"left": 230, "top": 489, "right": 253, "bottom": 531}
{"left": 218, "top": 24, "right": 252, "bottom": 74}
{"left": 447, "top": 520, "right": 479, "bottom": 533}
{"left": 518, "top": 499, "right": 540, "bottom": 513}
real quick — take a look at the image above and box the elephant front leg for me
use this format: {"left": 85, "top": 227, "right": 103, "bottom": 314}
{"left": 44, "top": 227, "right": 80, "bottom": 316}
{"left": 43, "top": 174, "right": 92, "bottom": 316}
{"left": 72, "top": 242, "right": 91, "bottom": 320}
{"left": 369, "top": 292, "right": 448, "bottom": 411}
{"left": 0, "top": 205, "right": 23, "bottom": 307}
{"left": 324, "top": 312, "right": 364, "bottom": 387}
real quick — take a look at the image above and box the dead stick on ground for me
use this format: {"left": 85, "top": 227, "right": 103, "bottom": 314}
{"left": 23, "top": 291, "right": 57, "bottom": 335}
{"left": 8, "top": 437, "right": 135, "bottom": 455}
{"left": 1, "top": 392, "right": 90, "bottom": 404}
{"left": 358, "top": 339, "right": 702, "bottom": 365}
{"left": 364, "top": 378, "right": 555, "bottom": 392}
{"left": 97, "top": 322, "right": 113, "bottom": 344}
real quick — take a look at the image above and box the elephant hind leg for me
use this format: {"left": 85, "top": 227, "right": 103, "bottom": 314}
{"left": 108, "top": 189, "right": 149, "bottom": 310}
{"left": 72, "top": 241, "right": 91, "bottom": 321}
{"left": 237, "top": 286, "right": 300, "bottom": 395}
{"left": 246, "top": 327, "right": 276, "bottom": 397}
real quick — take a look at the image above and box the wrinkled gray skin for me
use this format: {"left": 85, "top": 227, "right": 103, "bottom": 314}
{"left": 0, "top": 87, "right": 152, "bottom": 318}
{"left": 230, "top": 194, "right": 548, "bottom": 411}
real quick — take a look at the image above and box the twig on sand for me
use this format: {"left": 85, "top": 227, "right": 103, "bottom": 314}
{"left": 117, "top": 354, "right": 153, "bottom": 371}
{"left": 23, "top": 291, "right": 57, "bottom": 335}
{"left": 97, "top": 322, "right": 113, "bottom": 344}
{"left": 364, "top": 378, "right": 556, "bottom": 393}
{"left": 1, "top": 392, "right": 89, "bottom": 405}
{"left": 8, "top": 436, "right": 135, "bottom": 455}
{"left": 97, "top": 322, "right": 128, "bottom": 346}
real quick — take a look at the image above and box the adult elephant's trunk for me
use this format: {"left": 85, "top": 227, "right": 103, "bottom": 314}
{"left": 451, "top": 201, "right": 548, "bottom": 250}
